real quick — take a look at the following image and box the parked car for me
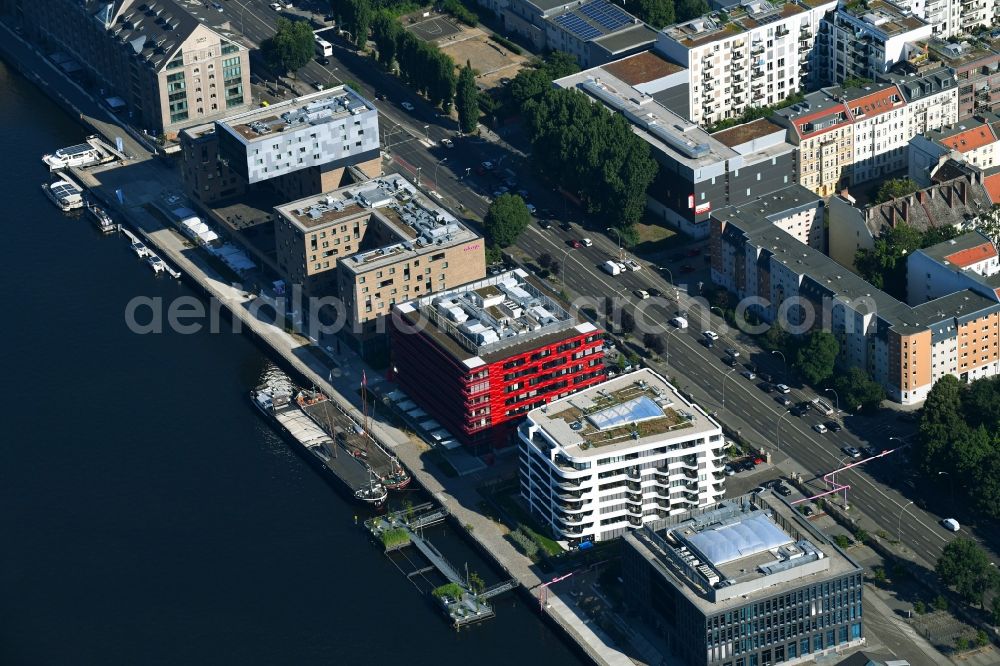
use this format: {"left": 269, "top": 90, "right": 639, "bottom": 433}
{"left": 813, "top": 423, "right": 828, "bottom": 434}
{"left": 758, "top": 382, "right": 774, "bottom": 393}
{"left": 703, "top": 330, "right": 719, "bottom": 341}
{"left": 623, "top": 259, "right": 642, "bottom": 271}
{"left": 942, "top": 518, "right": 960, "bottom": 532}
{"left": 775, "top": 484, "right": 793, "bottom": 497}
{"left": 825, "top": 421, "right": 842, "bottom": 432}
{"left": 569, "top": 239, "right": 582, "bottom": 249}
{"left": 560, "top": 221, "right": 572, "bottom": 231}
{"left": 648, "top": 288, "right": 663, "bottom": 298}
{"left": 670, "top": 317, "right": 689, "bottom": 329}
{"left": 701, "top": 338, "right": 714, "bottom": 349}
{"left": 741, "top": 370, "right": 756, "bottom": 380}
{"left": 801, "top": 506, "right": 815, "bottom": 517}
{"left": 312, "top": 81, "right": 325, "bottom": 91}
{"left": 317, "top": 57, "right": 331, "bottom": 66}
{"left": 842, "top": 446, "right": 861, "bottom": 458}
{"left": 525, "top": 203, "right": 537, "bottom": 214}
{"left": 724, "top": 464, "right": 736, "bottom": 476}
{"left": 401, "top": 101, "right": 415, "bottom": 111}
{"left": 581, "top": 238, "right": 593, "bottom": 247}
{"left": 775, "top": 383, "right": 791, "bottom": 394}
{"left": 634, "top": 289, "right": 650, "bottom": 300}
{"left": 725, "top": 348, "right": 740, "bottom": 358}
{"left": 775, "top": 395, "right": 792, "bottom": 406}
{"left": 441, "top": 138, "right": 454, "bottom": 148}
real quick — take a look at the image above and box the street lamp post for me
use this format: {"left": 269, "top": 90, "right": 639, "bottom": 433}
{"left": 722, "top": 368, "right": 736, "bottom": 412}
{"left": 423, "top": 125, "right": 430, "bottom": 142}
{"left": 606, "top": 227, "right": 624, "bottom": 261}
{"left": 434, "top": 157, "right": 448, "bottom": 186}
{"left": 897, "top": 500, "right": 915, "bottom": 543}
{"left": 658, "top": 266, "right": 674, "bottom": 287}
{"left": 776, "top": 409, "right": 792, "bottom": 451}
{"left": 415, "top": 166, "right": 422, "bottom": 186}
{"left": 771, "top": 350, "right": 788, "bottom": 385}
{"left": 825, "top": 388, "right": 840, "bottom": 414}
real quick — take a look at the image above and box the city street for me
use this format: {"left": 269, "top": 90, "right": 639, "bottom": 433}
{"left": 192, "top": 0, "right": 993, "bottom": 573}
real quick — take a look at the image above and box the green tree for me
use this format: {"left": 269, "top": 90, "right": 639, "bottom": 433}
{"left": 338, "top": 0, "right": 373, "bottom": 47}
{"left": 971, "top": 449, "right": 1000, "bottom": 518}
{"left": 936, "top": 538, "right": 999, "bottom": 607}
{"left": 456, "top": 61, "right": 479, "bottom": 133}
{"left": 371, "top": 10, "right": 402, "bottom": 68}
{"left": 629, "top": 0, "right": 675, "bottom": 27}
{"left": 991, "top": 595, "right": 1000, "bottom": 625}
{"left": 833, "top": 367, "right": 885, "bottom": 413}
{"left": 643, "top": 333, "right": 665, "bottom": 356}
{"left": 933, "top": 594, "right": 948, "bottom": 611}
{"left": 467, "top": 570, "right": 485, "bottom": 595}
{"left": 485, "top": 244, "right": 503, "bottom": 266}
{"left": 620, "top": 309, "right": 636, "bottom": 336}
{"left": 875, "top": 177, "right": 920, "bottom": 204}
{"left": 976, "top": 630, "right": 989, "bottom": 647}
{"left": 261, "top": 18, "right": 317, "bottom": 73}
{"left": 854, "top": 222, "right": 923, "bottom": 294}
{"left": 913, "top": 600, "right": 926, "bottom": 614}
{"left": 675, "top": 0, "right": 709, "bottom": 20}
{"left": 964, "top": 375, "right": 1000, "bottom": 431}
{"left": 794, "top": 330, "right": 839, "bottom": 386}
{"left": 484, "top": 194, "right": 531, "bottom": 247}
{"left": 972, "top": 204, "right": 1000, "bottom": 245}
{"left": 956, "top": 635, "right": 970, "bottom": 652}
{"left": 915, "top": 375, "right": 965, "bottom": 476}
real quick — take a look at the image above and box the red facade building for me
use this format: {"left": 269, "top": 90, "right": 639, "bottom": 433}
{"left": 392, "top": 269, "right": 606, "bottom": 453}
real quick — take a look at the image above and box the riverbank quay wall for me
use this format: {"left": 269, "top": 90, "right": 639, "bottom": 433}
{"left": 0, "top": 19, "right": 635, "bottom": 666}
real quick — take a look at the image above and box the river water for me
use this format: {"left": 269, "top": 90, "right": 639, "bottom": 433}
{"left": 0, "top": 60, "right": 585, "bottom": 666}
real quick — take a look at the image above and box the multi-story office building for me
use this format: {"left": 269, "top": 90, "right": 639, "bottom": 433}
{"left": 518, "top": 369, "right": 726, "bottom": 545}
{"left": 922, "top": 39, "right": 1000, "bottom": 118}
{"left": 273, "top": 174, "right": 484, "bottom": 358}
{"left": 556, "top": 53, "right": 799, "bottom": 238}
{"left": 392, "top": 269, "right": 605, "bottom": 452}
{"left": 711, "top": 172, "right": 1000, "bottom": 404}
{"left": 908, "top": 112, "right": 1000, "bottom": 185}
{"left": 12, "top": 0, "right": 252, "bottom": 136}
{"left": 480, "top": 0, "right": 656, "bottom": 67}
{"left": 818, "top": 1, "right": 932, "bottom": 86}
{"left": 623, "top": 493, "right": 865, "bottom": 666}
{"left": 656, "top": 0, "right": 835, "bottom": 127}
{"left": 893, "top": 0, "right": 994, "bottom": 38}
{"left": 181, "top": 87, "right": 381, "bottom": 206}
{"left": 772, "top": 91, "right": 854, "bottom": 196}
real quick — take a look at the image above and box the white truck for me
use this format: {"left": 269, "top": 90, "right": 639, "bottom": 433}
{"left": 602, "top": 260, "right": 623, "bottom": 276}
{"left": 670, "top": 316, "right": 689, "bottom": 329}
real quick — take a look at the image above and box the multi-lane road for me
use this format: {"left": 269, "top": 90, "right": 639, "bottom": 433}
{"left": 204, "top": 0, "right": 990, "bottom": 568}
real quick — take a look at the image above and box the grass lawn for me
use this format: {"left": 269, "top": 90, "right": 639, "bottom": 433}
{"left": 632, "top": 218, "right": 680, "bottom": 256}
{"left": 490, "top": 488, "right": 564, "bottom": 557}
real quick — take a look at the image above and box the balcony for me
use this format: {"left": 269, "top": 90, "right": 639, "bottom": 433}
{"left": 626, "top": 504, "right": 642, "bottom": 515}
{"left": 557, "top": 512, "right": 589, "bottom": 526}
{"left": 626, "top": 466, "right": 641, "bottom": 480}
{"left": 552, "top": 476, "right": 582, "bottom": 490}
{"left": 776, "top": 27, "right": 789, "bottom": 38}
{"left": 562, "top": 525, "right": 584, "bottom": 535}
{"left": 751, "top": 80, "right": 764, "bottom": 89}
{"left": 798, "top": 43, "right": 810, "bottom": 53}
{"left": 751, "top": 44, "right": 764, "bottom": 56}
{"left": 733, "top": 51, "right": 745, "bottom": 60}
{"left": 628, "top": 515, "right": 643, "bottom": 527}
{"left": 751, "top": 68, "right": 764, "bottom": 79}
{"left": 734, "top": 85, "right": 745, "bottom": 94}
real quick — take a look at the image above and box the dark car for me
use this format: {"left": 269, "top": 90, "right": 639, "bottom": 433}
{"left": 861, "top": 446, "right": 879, "bottom": 457}
{"left": 825, "top": 421, "right": 842, "bottom": 432}
{"left": 775, "top": 485, "right": 793, "bottom": 497}
{"left": 539, "top": 220, "right": 551, "bottom": 229}
{"left": 317, "top": 56, "right": 331, "bottom": 66}
{"left": 790, "top": 405, "right": 808, "bottom": 417}
{"left": 740, "top": 460, "right": 754, "bottom": 472}
{"left": 724, "top": 356, "right": 738, "bottom": 366}
{"left": 775, "top": 395, "right": 793, "bottom": 407}
{"left": 648, "top": 288, "right": 663, "bottom": 298}
{"left": 702, "top": 338, "right": 715, "bottom": 349}
{"left": 758, "top": 382, "right": 774, "bottom": 393}
{"left": 560, "top": 221, "right": 573, "bottom": 232}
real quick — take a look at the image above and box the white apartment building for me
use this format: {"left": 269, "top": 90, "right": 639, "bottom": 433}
{"left": 908, "top": 113, "right": 1000, "bottom": 185}
{"left": 518, "top": 369, "right": 726, "bottom": 545}
{"left": 892, "top": 67, "right": 958, "bottom": 136}
{"left": 818, "top": 0, "right": 932, "bottom": 86}
{"left": 901, "top": 0, "right": 996, "bottom": 38}
{"left": 656, "top": 0, "right": 835, "bottom": 127}
{"left": 844, "top": 82, "right": 911, "bottom": 184}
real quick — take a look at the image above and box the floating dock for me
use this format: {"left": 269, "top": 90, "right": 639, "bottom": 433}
{"left": 366, "top": 503, "right": 516, "bottom": 628}
{"left": 121, "top": 228, "right": 181, "bottom": 278}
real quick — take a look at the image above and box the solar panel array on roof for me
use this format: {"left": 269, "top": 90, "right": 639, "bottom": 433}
{"left": 555, "top": 12, "right": 603, "bottom": 40}
{"left": 579, "top": 0, "right": 632, "bottom": 31}
{"left": 586, "top": 396, "right": 664, "bottom": 430}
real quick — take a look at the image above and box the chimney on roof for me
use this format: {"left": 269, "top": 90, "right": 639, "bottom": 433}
{"left": 959, "top": 179, "right": 967, "bottom": 205}
{"left": 929, "top": 186, "right": 935, "bottom": 200}
{"left": 900, "top": 199, "right": 909, "bottom": 222}
{"left": 944, "top": 184, "right": 954, "bottom": 208}
{"left": 917, "top": 189, "right": 925, "bottom": 203}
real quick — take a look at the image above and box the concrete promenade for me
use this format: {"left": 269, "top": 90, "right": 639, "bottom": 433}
{"left": 0, "top": 20, "right": 647, "bottom": 665}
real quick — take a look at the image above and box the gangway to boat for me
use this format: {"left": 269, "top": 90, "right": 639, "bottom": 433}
{"left": 479, "top": 579, "right": 518, "bottom": 600}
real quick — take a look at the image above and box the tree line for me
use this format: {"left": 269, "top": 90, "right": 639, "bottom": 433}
{"left": 370, "top": 11, "right": 457, "bottom": 111}
{"left": 913, "top": 375, "right": 1000, "bottom": 519}
{"left": 522, "top": 87, "right": 658, "bottom": 234}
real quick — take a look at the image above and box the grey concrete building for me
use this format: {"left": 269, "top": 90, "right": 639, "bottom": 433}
{"left": 623, "top": 493, "right": 865, "bottom": 666}
{"left": 556, "top": 52, "right": 799, "bottom": 239}
{"left": 180, "top": 87, "right": 382, "bottom": 206}
{"left": 8, "top": 0, "right": 251, "bottom": 136}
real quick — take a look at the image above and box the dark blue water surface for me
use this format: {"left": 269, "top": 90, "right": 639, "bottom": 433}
{"left": 0, "top": 61, "right": 585, "bottom": 666}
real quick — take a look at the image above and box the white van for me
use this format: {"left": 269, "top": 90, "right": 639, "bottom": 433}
{"left": 602, "top": 260, "right": 622, "bottom": 276}
{"left": 671, "top": 317, "right": 688, "bottom": 329}
{"left": 942, "top": 518, "right": 960, "bottom": 532}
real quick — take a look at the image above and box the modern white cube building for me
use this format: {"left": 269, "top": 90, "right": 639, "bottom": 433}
{"left": 518, "top": 369, "right": 727, "bottom": 545}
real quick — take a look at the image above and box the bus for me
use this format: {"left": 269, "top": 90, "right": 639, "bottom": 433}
{"left": 315, "top": 37, "right": 333, "bottom": 58}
